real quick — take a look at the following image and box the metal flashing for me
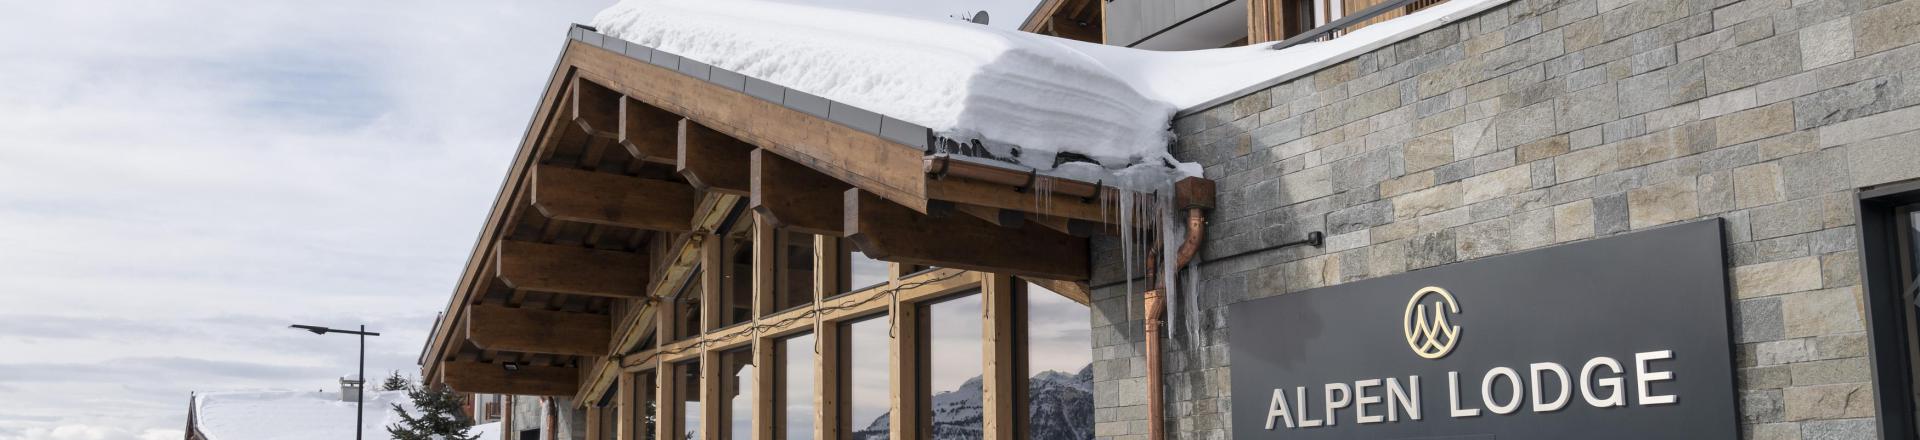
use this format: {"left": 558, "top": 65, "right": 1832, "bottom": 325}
{"left": 829, "top": 103, "right": 883, "bottom": 134}
{"left": 782, "top": 89, "right": 831, "bottom": 120}
{"left": 880, "top": 117, "right": 932, "bottom": 149}
{"left": 742, "top": 77, "right": 785, "bottom": 103}
{"left": 707, "top": 68, "right": 747, "bottom": 92}
{"left": 647, "top": 51, "right": 680, "bottom": 70}
{"left": 676, "top": 58, "right": 712, "bottom": 81}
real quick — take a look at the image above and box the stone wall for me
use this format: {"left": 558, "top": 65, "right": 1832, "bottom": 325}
{"left": 1086, "top": 0, "right": 1920, "bottom": 436}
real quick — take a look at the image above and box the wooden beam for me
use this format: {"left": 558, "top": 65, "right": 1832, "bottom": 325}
{"left": 845, "top": 189, "right": 1091, "bottom": 281}
{"left": 924, "top": 176, "right": 1117, "bottom": 225}
{"left": 621, "top": 97, "right": 680, "bottom": 164}
{"left": 533, "top": 164, "right": 695, "bottom": 232}
{"left": 677, "top": 119, "right": 753, "bottom": 196}
{"left": 496, "top": 240, "right": 649, "bottom": 298}
{"left": 982, "top": 274, "right": 1018, "bottom": 440}
{"left": 443, "top": 361, "right": 579, "bottom": 396}
{"left": 751, "top": 149, "right": 851, "bottom": 235}
{"left": 466, "top": 303, "right": 612, "bottom": 357}
{"left": 569, "top": 46, "right": 928, "bottom": 214}
{"left": 1028, "top": 277, "right": 1092, "bottom": 305}
{"left": 572, "top": 76, "right": 622, "bottom": 140}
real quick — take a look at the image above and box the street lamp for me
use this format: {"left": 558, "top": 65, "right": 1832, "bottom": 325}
{"left": 289, "top": 324, "right": 381, "bottom": 440}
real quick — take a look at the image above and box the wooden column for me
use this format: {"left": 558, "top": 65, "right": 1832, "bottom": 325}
{"left": 701, "top": 349, "right": 723, "bottom": 440}
{"left": 702, "top": 230, "right": 725, "bottom": 333}
{"left": 586, "top": 404, "right": 604, "bottom": 440}
{"left": 616, "top": 372, "right": 638, "bottom": 440}
{"left": 813, "top": 319, "right": 842, "bottom": 440}
{"left": 981, "top": 274, "right": 1019, "bottom": 440}
{"left": 752, "top": 336, "right": 777, "bottom": 440}
{"left": 889, "top": 298, "right": 922, "bottom": 440}
{"left": 753, "top": 212, "right": 777, "bottom": 319}
{"left": 657, "top": 363, "right": 682, "bottom": 440}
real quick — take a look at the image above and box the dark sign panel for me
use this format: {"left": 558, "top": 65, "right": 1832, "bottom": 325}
{"left": 1228, "top": 219, "right": 1736, "bottom": 439}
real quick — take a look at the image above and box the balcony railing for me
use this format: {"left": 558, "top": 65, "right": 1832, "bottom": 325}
{"left": 1271, "top": 0, "right": 1446, "bottom": 50}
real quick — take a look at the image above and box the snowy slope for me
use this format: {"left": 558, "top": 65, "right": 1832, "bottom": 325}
{"left": 591, "top": 0, "right": 1507, "bottom": 177}
{"left": 193, "top": 390, "right": 417, "bottom": 440}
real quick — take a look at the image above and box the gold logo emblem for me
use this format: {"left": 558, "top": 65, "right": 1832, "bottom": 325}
{"left": 1403, "top": 286, "right": 1461, "bottom": 359}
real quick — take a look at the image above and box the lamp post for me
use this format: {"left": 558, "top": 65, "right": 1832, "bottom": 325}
{"left": 290, "top": 324, "right": 381, "bottom": 440}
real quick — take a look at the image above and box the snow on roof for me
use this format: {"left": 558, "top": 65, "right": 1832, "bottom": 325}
{"left": 591, "top": 0, "right": 1509, "bottom": 178}
{"left": 192, "top": 390, "right": 415, "bottom": 440}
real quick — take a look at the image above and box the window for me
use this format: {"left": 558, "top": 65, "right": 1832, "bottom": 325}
{"left": 1857, "top": 182, "right": 1920, "bottom": 439}
{"left": 777, "top": 333, "right": 815, "bottom": 440}
{"left": 840, "top": 315, "right": 891, "bottom": 439}
{"left": 838, "top": 238, "right": 890, "bottom": 293}
{"left": 774, "top": 231, "right": 817, "bottom": 312}
{"left": 720, "top": 215, "right": 756, "bottom": 328}
{"left": 673, "top": 360, "right": 701, "bottom": 440}
{"left": 674, "top": 271, "right": 703, "bottom": 341}
{"left": 720, "top": 347, "right": 755, "bottom": 439}
{"left": 1023, "top": 282, "right": 1094, "bottom": 440}
{"left": 631, "top": 370, "right": 658, "bottom": 440}
{"left": 921, "top": 293, "right": 984, "bottom": 439}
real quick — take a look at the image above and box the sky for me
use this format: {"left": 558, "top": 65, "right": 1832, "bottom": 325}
{"left": 0, "top": 0, "right": 1041, "bottom": 439}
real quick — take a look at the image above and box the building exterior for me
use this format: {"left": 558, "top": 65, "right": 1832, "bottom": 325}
{"left": 423, "top": 0, "right": 1920, "bottom": 439}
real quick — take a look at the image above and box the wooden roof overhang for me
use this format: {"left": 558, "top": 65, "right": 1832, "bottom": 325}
{"left": 420, "top": 25, "right": 1214, "bottom": 397}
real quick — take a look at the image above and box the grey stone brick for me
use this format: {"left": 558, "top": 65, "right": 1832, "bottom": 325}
{"left": 1752, "top": 197, "right": 1827, "bottom": 240}
{"left": 1855, "top": 0, "right": 1920, "bottom": 55}
{"left": 1795, "top": 74, "right": 1919, "bottom": 129}
{"left": 1596, "top": 192, "right": 1632, "bottom": 235}
{"left": 1802, "top": 418, "right": 1876, "bottom": 440}
{"left": 1408, "top": 229, "right": 1459, "bottom": 268}
{"left": 1706, "top": 35, "right": 1804, "bottom": 94}
{"left": 1743, "top": 389, "right": 1787, "bottom": 423}
{"left": 1737, "top": 296, "right": 1786, "bottom": 342}
{"left": 1801, "top": 17, "right": 1856, "bottom": 68}
{"left": 1556, "top": 82, "right": 1621, "bottom": 131}
{"left": 1780, "top": 148, "right": 1851, "bottom": 200}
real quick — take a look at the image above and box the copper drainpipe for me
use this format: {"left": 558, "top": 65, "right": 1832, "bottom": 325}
{"left": 1145, "top": 207, "right": 1207, "bottom": 440}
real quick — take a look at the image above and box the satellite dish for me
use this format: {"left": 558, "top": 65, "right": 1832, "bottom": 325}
{"left": 970, "top": 11, "right": 990, "bottom": 25}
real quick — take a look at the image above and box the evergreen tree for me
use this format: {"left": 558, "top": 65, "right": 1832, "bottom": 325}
{"left": 381, "top": 371, "right": 411, "bottom": 392}
{"left": 385, "top": 378, "right": 477, "bottom": 440}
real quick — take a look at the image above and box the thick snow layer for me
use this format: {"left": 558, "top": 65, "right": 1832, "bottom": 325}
{"left": 193, "top": 390, "right": 415, "bottom": 440}
{"left": 592, "top": 0, "right": 1503, "bottom": 180}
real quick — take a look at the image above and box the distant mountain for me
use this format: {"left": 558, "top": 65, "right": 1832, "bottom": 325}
{"left": 851, "top": 364, "right": 1092, "bottom": 440}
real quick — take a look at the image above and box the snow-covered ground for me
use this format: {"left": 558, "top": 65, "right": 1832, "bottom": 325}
{"left": 192, "top": 390, "right": 490, "bottom": 440}
{"left": 592, "top": 0, "right": 1506, "bottom": 179}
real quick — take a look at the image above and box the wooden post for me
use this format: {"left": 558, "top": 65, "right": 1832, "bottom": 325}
{"left": 752, "top": 337, "right": 777, "bottom": 440}
{"left": 754, "top": 212, "right": 777, "bottom": 320}
{"left": 657, "top": 363, "right": 681, "bottom": 440}
{"left": 889, "top": 298, "right": 922, "bottom": 440}
{"left": 981, "top": 274, "right": 1019, "bottom": 440}
{"left": 616, "top": 372, "right": 638, "bottom": 440}
{"left": 702, "top": 231, "right": 725, "bottom": 333}
{"left": 702, "top": 349, "right": 723, "bottom": 440}
{"left": 814, "top": 319, "right": 841, "bottom": 440}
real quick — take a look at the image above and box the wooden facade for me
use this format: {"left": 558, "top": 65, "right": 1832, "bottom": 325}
{"left": 426, "top": 28, "right": 1209, "bottom": 440}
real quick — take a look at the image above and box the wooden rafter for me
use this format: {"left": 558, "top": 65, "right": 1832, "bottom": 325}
{"left": 533, "top": 164, "right": 695, "bottom": 232}
{"left": 845, "top": 189, "right": 1090, "bottom": 281}
{"left": 495, "top": 240, "right": 650, "bottom": 298}
{"left": 676, "top": 118, "right": 754, "bottom": 196}
{"left": 466, "top": 303, "right": 612, "bottom": 357}
{"left": 621, "top": 96, "right": 680, "bottom": 164}
{"left": 751, "top": 148, "right": 851, "bottom": 235}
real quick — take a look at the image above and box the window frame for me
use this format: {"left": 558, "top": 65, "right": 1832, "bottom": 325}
{"left": 1858, "top": 180, "right": 1920, "bottom": 440}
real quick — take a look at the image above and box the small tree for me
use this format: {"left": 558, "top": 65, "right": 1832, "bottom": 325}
{"left": 381, "top": 371, "right": 410, "bottom": 392}
{"left": 386, "top": 377, "right": 477, "bottom": 440}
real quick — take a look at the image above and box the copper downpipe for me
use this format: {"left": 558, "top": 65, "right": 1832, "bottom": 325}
{"left": 1145, "top": 208, "right": 1206, "bottom": 440}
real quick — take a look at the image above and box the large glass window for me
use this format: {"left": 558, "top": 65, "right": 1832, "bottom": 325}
{"left": 721, "top": 347, "right": 754, "bottom": 440}
{"left": 631, "top": 370, "right": 657, "bottom": 440}
{"left": 1024, "top": 282, "right": 1094, "bottom": 440}
{"left": 774, "top": 231, "right": 817, "bottom": 312}
{"left": 840, "top": 315, "right": 892, "bottom": 439}
{"left": 720, "top": 216, "right": 756, "bottom": 328}
{"left": 675, "top": 271, "right": 703, "bottom": 341}
{"left": 674, "top": 360, "right": 701, "bottom": 440}
{"left": 838, "top": 239, "right": 891, "bottom": 294}
{"left": 777, "top": 333, "right": 816, "bottom": 440}
{"left": 923, "top": 293, "right": 984, "bottom": 439}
